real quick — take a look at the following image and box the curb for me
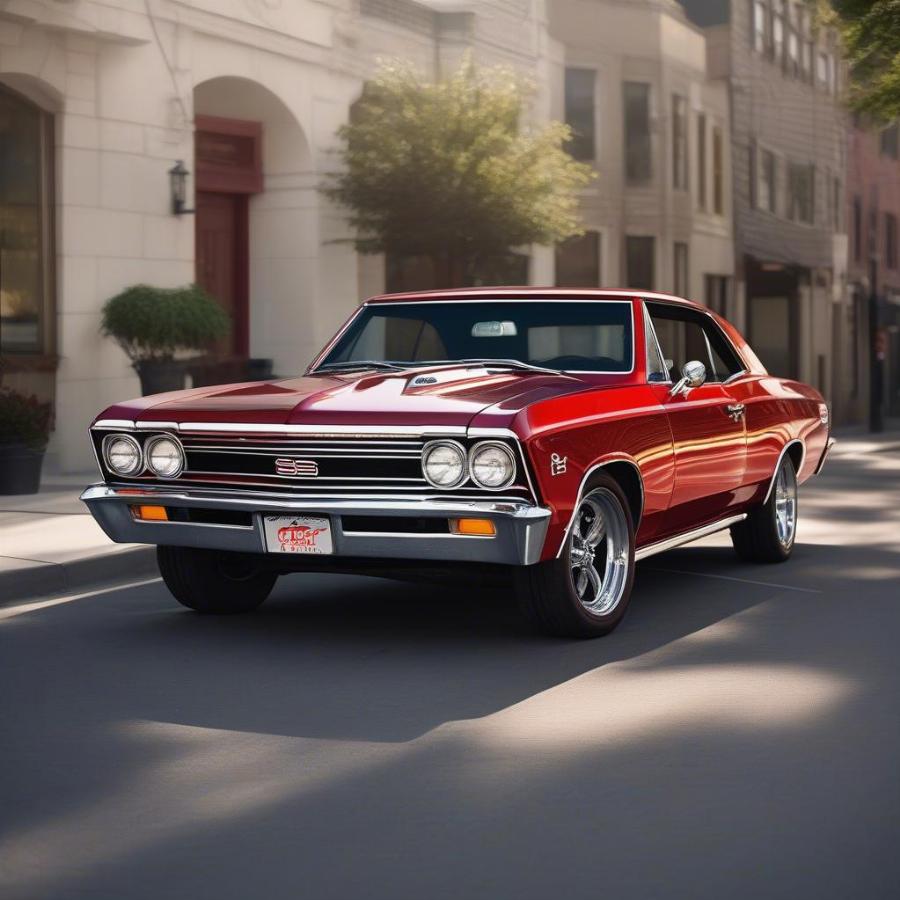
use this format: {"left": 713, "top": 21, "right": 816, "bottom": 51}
{"left": 0, "top": 547, "right": 158, "bottom": 605}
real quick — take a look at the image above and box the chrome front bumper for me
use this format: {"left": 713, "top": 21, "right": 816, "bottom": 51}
{"left": 80, "top": 485, "right": 551, "bottom": 566}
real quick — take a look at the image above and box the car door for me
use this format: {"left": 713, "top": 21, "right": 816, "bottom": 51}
{"left": 645, "top": 301, "right": 748, "bottom": 536}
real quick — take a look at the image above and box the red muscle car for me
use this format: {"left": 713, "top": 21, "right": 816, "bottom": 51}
{"left": 82, "top": 288, "right": 834, "bottom": 637}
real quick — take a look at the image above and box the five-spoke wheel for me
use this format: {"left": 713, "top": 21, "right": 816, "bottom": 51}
{"left": 516, "top": 473, "right": 635, "bottom": 638}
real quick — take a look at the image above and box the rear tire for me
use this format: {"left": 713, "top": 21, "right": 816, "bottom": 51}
{"left": 516, "top": 474, "right": 635, "bottom": 638}
{"left": 730, "top": 454, "right": 798, "bottom": 563}
{"left": 157, "top": 546, "right": 276, "bottom": 613}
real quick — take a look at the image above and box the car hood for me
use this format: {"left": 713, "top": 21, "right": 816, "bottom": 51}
{"left": 99, "top": 365, "right": 594, "bottom": 431}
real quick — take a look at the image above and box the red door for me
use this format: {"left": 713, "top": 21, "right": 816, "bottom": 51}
{"left": 195, "top": 191, "right": 248, "bottom": 359}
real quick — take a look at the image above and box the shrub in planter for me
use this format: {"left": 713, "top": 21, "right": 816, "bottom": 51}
{"left": 101, "top": 284, "right": 230, "bottom": 396}
{"left": 0, "top": 389, "right": 52, "bottom": 495}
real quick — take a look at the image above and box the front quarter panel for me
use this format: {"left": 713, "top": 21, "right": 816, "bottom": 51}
{"left": 518, "top": 385, "right": 676, "bottom": 560}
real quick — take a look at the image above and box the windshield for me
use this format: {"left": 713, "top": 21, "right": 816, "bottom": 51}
{"left": 317, "top": 300, "right": 634, "bottom": 374}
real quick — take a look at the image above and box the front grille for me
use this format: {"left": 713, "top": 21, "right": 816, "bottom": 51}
{"left": 92, "top": 429, "right": 536, "bottom": 502}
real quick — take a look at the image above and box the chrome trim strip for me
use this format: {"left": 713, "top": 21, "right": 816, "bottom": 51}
{"left": 813, "top": 437, "right": 836, "bottom": 476}
{"left": 182, "top": 423, "right": 467, "bottom": 436}
{"left": 136, "top": 421, "right": 179, "bottom": 431}
{"left": 642, "top": 302, "right": 671, "bottom": 384}
{"left": 763, "top": 439, "right": 806, "bottom": 504}
{"left": 634, "top": 514, "right": 747, "bottom": 561}
{"left": 94, "top": 419, "right": 135, "bottom": 429}
{"left": 555, "top": 458, "right": 646, "bottom": 558}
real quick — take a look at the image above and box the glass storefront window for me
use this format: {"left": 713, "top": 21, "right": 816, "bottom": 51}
{"left": 0, "top": 84, "right": 54, "bottom": 355}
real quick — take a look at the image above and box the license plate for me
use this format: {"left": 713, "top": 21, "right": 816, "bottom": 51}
{"left": 263, "top": 515, "right": 333, "bottom": 555}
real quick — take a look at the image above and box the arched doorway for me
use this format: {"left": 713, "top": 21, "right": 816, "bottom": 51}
{"left": 192, "top": 77, "right": 313, "bottom": 383}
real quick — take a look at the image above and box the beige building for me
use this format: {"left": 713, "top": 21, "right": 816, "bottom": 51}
{"left": 550, "top": 0, "right": 734, "bottom": 315}
{"left": 0, "top": 0, "right": 733, "bottom": 472}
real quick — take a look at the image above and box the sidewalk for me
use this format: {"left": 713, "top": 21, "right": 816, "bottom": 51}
{"left": 1, "top": 426, "right": 897, "bottom": 604}
{"left": 0, "top": 473, "right": 156, "bottom": 604}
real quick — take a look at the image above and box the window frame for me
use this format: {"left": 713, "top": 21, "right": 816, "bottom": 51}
{"left": 672, "top": 93, "right": 689, "bottom": 191}
{"left": 0, "top": 82, "right": 56, "bottom": 359}
{"left": 643, "top": 299, "right": 748, "bottom": 386}
{"left": 564, "top": 66, "right": 597, "bottom": 162}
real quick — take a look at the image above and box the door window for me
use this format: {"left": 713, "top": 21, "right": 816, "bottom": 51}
{"left": 646, "top": 302, "right": 744, "bottom": 383}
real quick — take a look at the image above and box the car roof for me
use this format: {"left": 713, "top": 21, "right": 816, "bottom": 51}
{"left": 364, "top": 287, "right": 705, "bottom": 309}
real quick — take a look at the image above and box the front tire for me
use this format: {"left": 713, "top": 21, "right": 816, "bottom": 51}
{"left": 157, "top": 546, "right": 276, "bottom": 613}
{"left": 516, "top": 475, "right": 635, "bottom": 638}
{"left": 730, "top": 454, "right": 798, "bottom": 563}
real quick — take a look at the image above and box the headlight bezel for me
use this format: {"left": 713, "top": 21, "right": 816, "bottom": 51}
{"left": 421, "top": 439, "right": 469, "bottom": 489}
{"left": 102, "top": 433, "right": 144, "bottom": 477}
{"left": 468, "top": 440, "right": 517, "bottom": 491}
{"left": 144, "top": 434, "right": 185, "bottom": 479}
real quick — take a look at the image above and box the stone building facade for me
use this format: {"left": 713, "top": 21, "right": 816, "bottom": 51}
{"left": 0, "top": 0, "right": 560, "bottom": 471}
{"left": 681, "top": 0, "right": 853, "bottom": 420}
{"left": 549, "top": 0, "right": 734, "bottom": 312}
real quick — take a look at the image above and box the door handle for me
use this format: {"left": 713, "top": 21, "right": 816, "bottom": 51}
{"left": 726, "top": 403, "right": 745, "bottom": 420}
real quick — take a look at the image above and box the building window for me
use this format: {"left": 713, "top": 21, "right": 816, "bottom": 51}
{"left": 772, "top": 0, "right": 785, "bottom": 63}
{"left": 556, "top": 231, "right": 601, "bottom": 287}
{"left": 672, "top": 94, "right": 689, "bottom": 191}
{"left": 624, "top": 82, "right": 652, "bottom": 185}
{"left": 853, "top": 195, "right": 862, "bottom": 261}
{"left": 704, "top": 274, "right": 731, "bottom": 316}
{"left": 787, "top": 162, "right": 814, "bottom": 224}
{"left": 753, "top": 0, "right": 769, "bottom": 53}
{"left": 757, "top": 147, "right": 776, "bottom": 213}
{"left": 880, "top": 122, "right": 899, "bottom": 159}
{"left": 565, "top": 68, "right": 596, "bottom": 161}
{"left": 626, "top": 236, "right": 655, "bottom": 290}
{"left": 817, "top": 51, "right": 834, "bottom": 92}
{"left": 799, "top": 8, "right": 813, "bottom": 81}
{"left": 0, "top": 84, "right": 54, "bottom": 356}
{"left": 697, "top": 113, "right": 707, "bottom": 209}
{"left": 886, "top": 213, "right": 898, "bottom": 269}
{"left": 830, "top": 175, "right": 842, "bottom": 231}
{"left": 674, "top": 242, "right": 689, "bottom": 296}
{"left": 787, "top": 3, "right": 800, "bottom": 76}
{"left": 712, "top": 126, "right": 724, "bottom": 215}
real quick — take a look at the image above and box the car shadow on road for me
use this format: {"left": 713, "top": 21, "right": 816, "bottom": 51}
{"left": 6, "top": 540, "right": 854, "bottom": 746}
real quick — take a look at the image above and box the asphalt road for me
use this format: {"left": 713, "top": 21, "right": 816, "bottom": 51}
{"left": 2, "top": 436, "right": 899, "bottom": 900}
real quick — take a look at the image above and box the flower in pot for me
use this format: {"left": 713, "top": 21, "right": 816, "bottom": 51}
{"left": 101, "top": 284, "right": 230, "bottom": 396}
{"left": 0, "top": 389, "right": 52, "bottom": 495}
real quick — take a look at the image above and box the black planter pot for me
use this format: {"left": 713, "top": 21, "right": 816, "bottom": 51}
{"left": 134, "top": 359, "right": 187, "bottom": 396}
{"left": 246, "top": 357, "right": 274, "bottom": 381}
{"left": 0, "top": 443, "right": 46, "bottom": 495}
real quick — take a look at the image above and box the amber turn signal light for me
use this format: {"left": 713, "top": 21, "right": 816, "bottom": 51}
{"left": 451, "top": 517, "right": 496, "bottom": 536}
{"left": 132, "top": 504, "right": 168, "bottom": 521}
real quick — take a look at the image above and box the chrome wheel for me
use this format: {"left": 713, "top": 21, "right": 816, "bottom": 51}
{"left": 774, "top": 461, "right": 797, "bottom": 548}
{"left": 569, "top": 487, "right": 630, "bottom": 616}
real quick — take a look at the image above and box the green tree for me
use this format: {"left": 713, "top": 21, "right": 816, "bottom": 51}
{"left": 324, "top": 58, "right": 594, "bottom": 288}
{"left": 817, "top": 0, "right": 900, "bottom": 120}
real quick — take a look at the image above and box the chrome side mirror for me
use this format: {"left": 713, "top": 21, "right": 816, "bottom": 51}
{"left": 669, "top": 360, "right": 707, "bottom": 397}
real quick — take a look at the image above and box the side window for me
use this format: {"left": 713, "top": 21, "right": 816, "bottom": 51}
{"left": 646, "top": 303, "right": 744, "bottom": 383}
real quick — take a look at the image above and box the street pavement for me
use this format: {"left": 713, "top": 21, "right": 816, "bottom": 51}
{"left": 1, "top": 436, "right": 899, "bottom": 900}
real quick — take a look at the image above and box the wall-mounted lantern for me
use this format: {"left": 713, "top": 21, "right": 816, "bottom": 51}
{"left": 168, "top": 160, "right": 195, "bottom": 215}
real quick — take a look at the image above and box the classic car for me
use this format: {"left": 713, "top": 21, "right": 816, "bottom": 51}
{"left": 81, "top": 288, "right": 835, "bottom": 637}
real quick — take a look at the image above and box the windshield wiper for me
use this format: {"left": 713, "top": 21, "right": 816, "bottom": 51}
{"left": 437, "top": 358, "right": 562, "bottom": 375}
{"left": 315, "top": 360, "right": 407, "bottom": 373}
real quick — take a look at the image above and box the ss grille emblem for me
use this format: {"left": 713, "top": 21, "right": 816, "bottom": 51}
{"left": 275, "top": 458, "right": 319, "bottom": 477}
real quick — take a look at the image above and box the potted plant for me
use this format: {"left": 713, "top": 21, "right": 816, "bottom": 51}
{"left": 0, "top": 389, "right": 52, "bottom": 495}
{"left": 101, "top": 284, "right": 230, "bottom": 396}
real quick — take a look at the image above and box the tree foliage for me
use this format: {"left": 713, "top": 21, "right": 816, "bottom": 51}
{"left": 324, "top": 58, "right": 594, "bottom": 287}
{"left": 818, "top": 0, "right": 900, "bottom": 120}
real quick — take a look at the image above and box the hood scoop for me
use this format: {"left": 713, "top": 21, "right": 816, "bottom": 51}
{"left": 404, "top": 366, "right": 510, "bottom": 392}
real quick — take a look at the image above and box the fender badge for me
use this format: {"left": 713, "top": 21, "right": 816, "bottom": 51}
{"left": 550, "top": 453, "right": 567, "bottom": 476}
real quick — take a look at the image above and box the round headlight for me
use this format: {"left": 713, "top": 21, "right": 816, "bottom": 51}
{"left": 422, "top": 440, "right": 468, "bottom": 489}
{"left": 469, "top": 441, "right": 516, "bottom": 489}
{"left": 104, "top": 434, "right": 143, "bottom": 476}
{"left": 145, "top": 435, "right": 185, "bottom": 478}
